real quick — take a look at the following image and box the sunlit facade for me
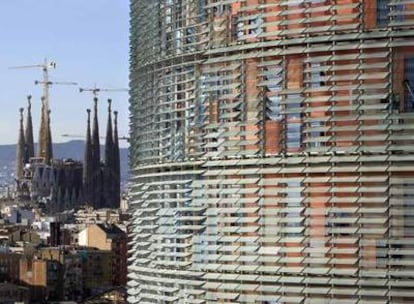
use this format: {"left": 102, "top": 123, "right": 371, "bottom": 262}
{"left": 128, "top": 1, "right": 414, "bottom": 303}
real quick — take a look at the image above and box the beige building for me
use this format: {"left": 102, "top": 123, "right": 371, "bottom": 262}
{"left": 19, "top": 256, "right": 60, "bottom": 302}
{"left": 78, "top": 224, "right": 127, "bottom": 286}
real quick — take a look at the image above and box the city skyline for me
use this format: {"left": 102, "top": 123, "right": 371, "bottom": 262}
{"left": 0, "top": 3, "right": 130, "bottom": 303}
{"left": 0, "top": 1, "right": 129, "bottom": 147}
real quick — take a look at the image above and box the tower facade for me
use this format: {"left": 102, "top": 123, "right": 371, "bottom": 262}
{"left": 15, "top": 108, "right": 25, "bottom": 181}
{"left": 24, "top": 95, "right": 35, "bottom": 164}
{"left": 38, "top": 96, "right": 53, "bottom": 164}
{"left": 15, "top": 96, "right": 84, "bottom": 210}
{"left": 129, "top": 1, "right": 414, "bottom": 303}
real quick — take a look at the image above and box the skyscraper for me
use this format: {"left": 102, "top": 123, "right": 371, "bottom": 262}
{"left": 128, "top": 1, "right": 414, "bottom": 302}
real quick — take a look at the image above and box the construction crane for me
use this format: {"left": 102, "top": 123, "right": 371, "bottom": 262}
{"left": 9, "top": 58, "right": 56, "bottom": 109}
{"left": 9, "top": 58, "right": 77, "bottom": 110}
{"left": 35, "top": 80, "right": 78, "bottom": 86}
{"left": 79, "top": 85, "right": 128, "bottom": 97}
{"left": 34, "top": 79, "right": 78, "bottom": 110}
{"left": 61, "top": 134, "right": 130, "bottom": 142}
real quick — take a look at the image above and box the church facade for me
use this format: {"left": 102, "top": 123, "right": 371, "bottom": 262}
{"left": 15, "top": 95, "right": 121, "bottom": 213}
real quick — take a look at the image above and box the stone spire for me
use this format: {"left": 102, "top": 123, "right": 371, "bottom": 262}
{"left": 105, "top": 99, "right": 114, "bottom": 166}
{"left": 24, "top": 95, "right": 34, "bottom": 163}
{"left": 83, "top": 109, "right": 92, "bottom": 204}
{"left": 38, "top": 96, "right": 50, "bottom": 163}
{"left": 91, "top": 97, "right": 102, "bottom": 208}
{"left": 47, "top": 109, "right": 53, "bottom": 163}
{"left": 113, "top": 110, "right": 121, "bottom": 208}
{"left": 16, "top": 108, "right": 25, "bottom": 180}
{"left": 92, "top": 97, "right": 101, "bottom": 170}
{"left": 104, "top": 99, "right": 114, "bottom": 208}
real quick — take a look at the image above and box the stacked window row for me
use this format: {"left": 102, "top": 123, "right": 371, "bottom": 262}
{"left": 130, "top": 0, "right": 414, "bottom": 65}
{"left": 128, "top": 155, "right": 414, "bottom": 303}
{"left": 131, "top": 41, "right": 414, "bottom": 166}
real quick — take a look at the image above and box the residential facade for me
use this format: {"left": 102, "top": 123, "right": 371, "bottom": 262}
{"left": 129, "top": 0, "right": 414, "bottom": 303}
{"left": 19, "top": 256, "right": 60, "bottom": 302}
{"left": 38, "top": 246, "right": 113, "bottom": 301}
{"left": 0, "top": 283, "right": 29, "bottom": 304}
{"left": 79, "top": 223, "right": 128, "bottom": 286}
{"left": 15, "top": 95, "right": 121, "bottom": 212}
{"left": 0, "top": 252, "right": 21, "bottom": 283}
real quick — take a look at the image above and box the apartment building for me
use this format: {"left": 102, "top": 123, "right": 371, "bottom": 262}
{"left": 79, "top": 223, "right": 128, "bottom": 286}
{"left": 38, "top": 246, "right": 113, "bottom": 301}
{"left": 0, "top": 283, "right": 29, "bottom": 304}
{"left": 19, "top": 256, "right": 60, "bottom": 302}
{"left": 129, "top": 1, "right": 414, "bottom": 303}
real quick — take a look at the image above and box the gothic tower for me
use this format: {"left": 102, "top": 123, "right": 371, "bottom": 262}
{"left": 83, "top": 109, "right": 92, "bottom": 204}
{"left": 91, "top": 97, "right": 102, "bottom": 208}
{"left": 104, "top": 99, "right": 114, "bottom": 208}
{"left": 113, "top": 110, "right": 120, "bottom": 208}
{"left": 38, "top": 96, "right": 52, "bottom": 164}
{"left": 24, "top": 95, "right": 34, "bottom": 163}
{"left": 47, "top": 109, "right": 53, "bottom": 162}
{"left": 15, "top": 108, "right": 25, "bottom": 180}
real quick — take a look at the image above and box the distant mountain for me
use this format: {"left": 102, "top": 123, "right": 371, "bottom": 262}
{"left": 0, "top": 140, "right": 129, "bottom": 189}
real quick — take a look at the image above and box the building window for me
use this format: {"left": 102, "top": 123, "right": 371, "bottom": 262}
{"left": 377, "top": 0, "right": 389, "bottom": 27}
{"left": 265, "top": 65, "right": 283, "bottom": 121}
{"left": 198, "top": 0, "right": 205, "bottom": 21}
{"left": 197, "top": 75, "right": 207, "bottom": 125}
{"left": 234, "top": 17, "right": 244, "bottom": 40}
{"left": 309, "top": 121, "right": 322, "bottom": 148}
{"left": 404, "top": 58, "right": 414, "bottom": 112}
{"left": 165, "top": 3, "right": 172, "bottom": 25}
{"left": 212, "top": 3, "right": 230, "bottom": 16}
{"left": 248, "top": 16, "right": 263, "bottom": 36}
{"left": 185, "top": 27, "right": 196, "bottom": 51}
{"left": 286, "top": 122, "right": 301, "bottom": 149}
{"left": 308, "top": 63, "right": 325, "bottom": 148}
{"left": 378, "top": 0, "right": 405, "bottom": 27}
{"left": 285, "top": 94, "right": 302, "bottom": 150}
{"left": 310, "top": 63, "right": 325, "bottom": 88}
{"left": 234, "top": 15, "right": 263, "bottom": 40}
{"left": 286, "top": 94, "right": 302, "bottom": 120}
{"left": 173, "top": 29, "right": 182, "bottom": 51}
{"left": 267, "top": 96, "right": 282, "bottom": 121}
{"left": 286, "top": 181, "right": 303, "bottom": 236}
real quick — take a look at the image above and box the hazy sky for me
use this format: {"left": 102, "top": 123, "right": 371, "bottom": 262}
{"left": 0, "top": 1, "right": 129, "bottom": 147}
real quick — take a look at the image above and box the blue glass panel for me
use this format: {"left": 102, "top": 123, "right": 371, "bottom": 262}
{"left": 377, "top": 0, "right": 389, "bottom": 27}
{"left": 287, "top": 122, "right": 301, "bottom": 149}
{"left": 405, "top": 58, "right": 414, "bottom": 112}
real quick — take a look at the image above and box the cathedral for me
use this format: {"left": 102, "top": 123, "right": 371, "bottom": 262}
{"left": 15, "top": 95, "right": 120, "bottom": 213}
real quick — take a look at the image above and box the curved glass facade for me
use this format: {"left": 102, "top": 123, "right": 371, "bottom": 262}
{"left": 129, "top": 1, "right": 414, "bottom": 303}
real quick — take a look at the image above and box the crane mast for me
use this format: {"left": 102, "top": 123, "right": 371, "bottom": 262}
{"left": 9, "top": 58, "right": 77, "bottom": 163}
{"left": 42, "top": 58, "right": 50, "bottom": 111}
{"left": 9, "top": 58, "right": 57, "bottom": 111}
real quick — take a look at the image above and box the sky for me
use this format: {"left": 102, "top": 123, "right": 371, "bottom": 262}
{"left": 0, "top": 1, "right": 130, "bottom": 147}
